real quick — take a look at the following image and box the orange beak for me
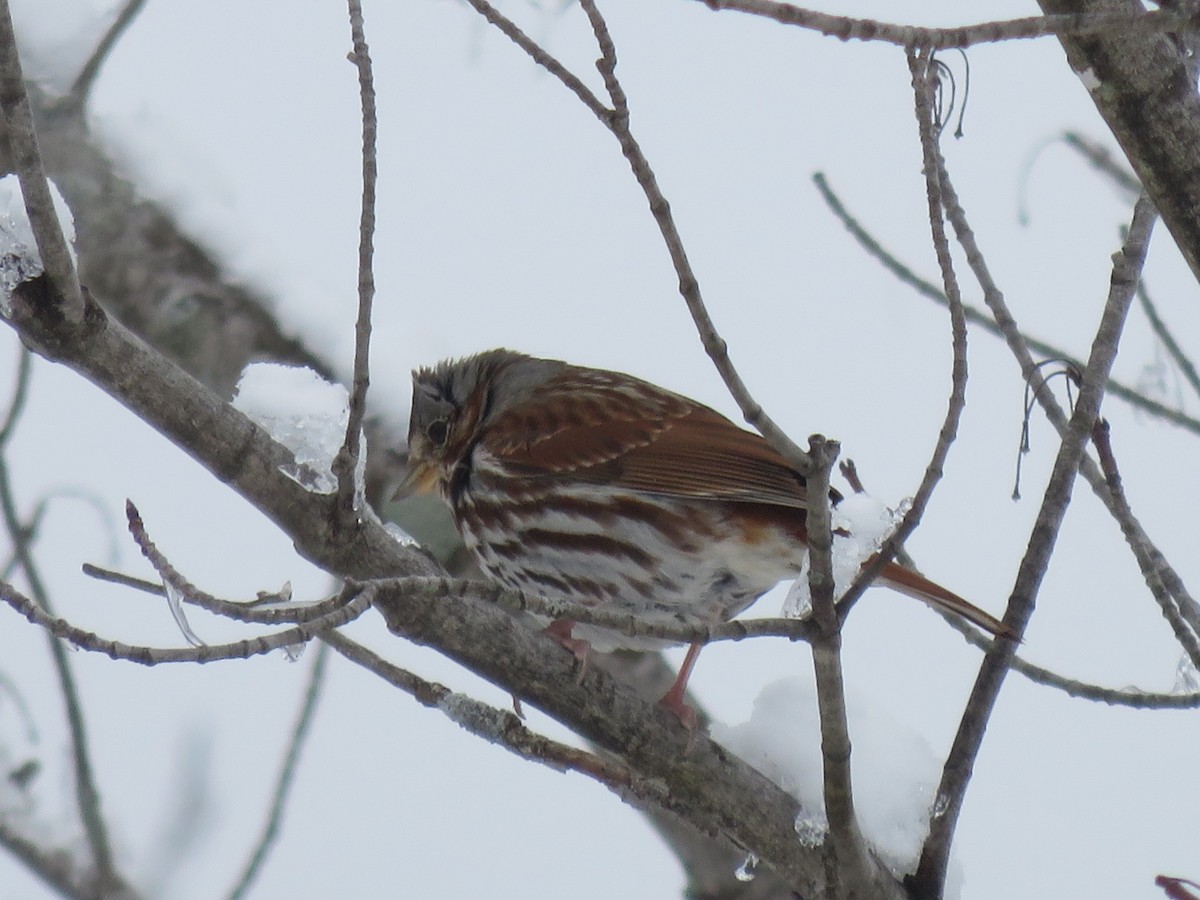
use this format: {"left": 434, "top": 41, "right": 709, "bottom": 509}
{"left": 392, "top": 458, "right": 440, "bottom": 501}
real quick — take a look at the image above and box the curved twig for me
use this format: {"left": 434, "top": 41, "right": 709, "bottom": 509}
{"left": 0, "top": 452, "right": 116, "bottom": 888}
{"left": 578, "top": 0, "right": 813, "bottom": 475}
{"left": 1137, "top": 280, "right": 1200, "bottom": 404}
{"left": 696, "top": 1, "right": 1191, "bottom": 49}
{"left": 914, "top": 194, "right": 1158, "bottom": 897}
{"left": 82, "top": 561, "right": 362, "bottom": 626}
{"left": 0, "top": 577, "right": 370, "bottom": 665}
{"left": 836, "top": 50, "right": 972, "bottom": 623}
{"left": 812, "top": 171, "right": 1200, "bottom": 437}
{"left": 64, "top": 0, "right": 148, "bottom": 111}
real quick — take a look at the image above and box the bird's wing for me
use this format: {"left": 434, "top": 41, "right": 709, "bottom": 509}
{"left": 484, "top": 367, "right": 811, "bottom": 509}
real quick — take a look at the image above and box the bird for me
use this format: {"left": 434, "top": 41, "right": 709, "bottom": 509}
{"left": 397, "top": 348, "right": 1010, "bottom": 725}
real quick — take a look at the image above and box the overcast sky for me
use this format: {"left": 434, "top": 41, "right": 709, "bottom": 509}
{"left": 3, "top": 1, "right": 1199, "bottom": 898}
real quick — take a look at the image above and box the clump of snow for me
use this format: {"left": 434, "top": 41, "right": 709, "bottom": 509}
{"left": 0, "top": 174, "right": 77, "bottom": 307}
{"left": 711, "top": 676, "right": 948, "bottom": 878}
{"left": 232, "top": 363, "right": 361, "bottom": 497}
{"left": 793, "top": 812, "right": 828, "bottom": 847}
{"left": 783, "top": 492, "right": 903, "bottom": 618}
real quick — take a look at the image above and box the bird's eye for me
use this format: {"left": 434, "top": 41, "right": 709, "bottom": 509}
{"left": 426, "top": 418, "right": 449, "bottom": 446}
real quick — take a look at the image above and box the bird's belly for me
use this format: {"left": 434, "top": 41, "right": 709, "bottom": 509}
{"left": 454, "top": 481, "right": 805, "bottom": 640}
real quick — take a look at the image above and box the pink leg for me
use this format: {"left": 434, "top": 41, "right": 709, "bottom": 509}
{"left": 543, "top": 618, "right": 591, "bottom": 683}
{"left": 658, "top": 641, "right": 702, "bottom": 731}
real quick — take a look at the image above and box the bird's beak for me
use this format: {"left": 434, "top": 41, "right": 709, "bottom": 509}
{"left": 393, "top": 458, "right": 440, "bottom": 501}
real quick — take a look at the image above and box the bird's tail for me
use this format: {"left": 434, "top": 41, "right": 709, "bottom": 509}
{"left": 877, "top": 560, "right": 1015, "bottom": 639}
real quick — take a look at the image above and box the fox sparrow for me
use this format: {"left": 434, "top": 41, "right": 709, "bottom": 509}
{"left": 398, "top": 349, "right": 1008, "bottom": 723}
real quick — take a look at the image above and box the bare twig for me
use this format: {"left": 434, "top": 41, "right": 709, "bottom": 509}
{"left": 914, "top": 195, "right": 1157, "bottom": 898}
{"left": 82, "top": 561, "right": 362, "bottom": 626}
{"left": 1062, "top": 131, "right": 1142, "bottom": 197}
{"left": 935, "top": 577, "right": 1200, "bottom": 709}
{"left": 804, "top": 436, "right": 878, "bottom": 893}
{"left": 695, "top": 1, "right": 1191, "bottom": 49}
{"left": 0, "top": 346, "right": 31, "bottom": 445}
{"left": 836, "top": 50, "right": 972, "bottom": 624}
{"left": 931, "top": 147, "right": 1200, "bottom": 654}
{"left": 1, "top": 577, "right": 370, "bottom": 665}
{"left": 0, "top": 418, "right": 116, "bottom": 888}
{"left": 812, "top": 171, "right": 1200, "bottom": 437}
{"left": 0, "top": 0, "right": 84, "bottom": 319}
{"left": 0, "top": 818, "right": 143, "bottom": 900}
{"left": 332, "top": 0, "right": 377, "bottom": 524}
{"left": 64, "top": 0, "right": 148, "bottom": 111}
{"left": 323, "top": 631, "right": 697, "bottom": 842}
{"left": 227, "top": 642, "right": 330, "bottom": 900}
{"left": 1137, "top": 280, "right": 1200, "bottom": 404}
{"left": 465, "top": 0, "right": 812, "bottom": 475}
{"left": 578, "top": 0, "right": 813, "bottom": 474}
{"left": 459, "top": 0, "right": 609, "bottom": 119}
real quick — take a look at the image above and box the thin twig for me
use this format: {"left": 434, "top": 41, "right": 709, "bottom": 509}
{"left": 323, "top": 631, "right": 686, "bottom": 825}
{"left": 0, "top": 446, "right": 116, "bottom": 888}
{"left": 836, "top": 50, "right": 972, "bottom": 624}
{"left": 333, "top": 0, "right": 377, "bottom": 524}
{"left": 574, "top": 0, "right": 812, "bottom": 475}
{"left": 1137, "top": 280, "right": 1200, "bottom": 404}
{"left": 460, "top": 0, "right": 609, "bottom": 119}
{"left": 1, "top": 577, "right": 371, "bottom": 665}
{"left": 82, "top": 561, "right": 362, "bottom": 626}
{"left": 227, "top": 642, "right": 329, "bottom": 900}
{"left": 0, "top": 346, "right": 31, "bottom": 446}
{"left": 64, "top": 0, "right": 148, "bottom": 111}
{"left": 0, "top": 818, "right": 143, "bottom": 900}
{"left": 125, "top": 500, "right": 361, "bottom": 629}
{"left": 914, "top": 196, "right": 1158, "bottom": 897}
{"left": 696, "top": 1, "right": 1192, "bottom": 49}
{"left": 812, "top": 171, "right": 1200, "bottom": 437}
{"left": 1063, "top": 131, "right": 1143, "bottom": 197}
{"left": 930, "top": 147, "right": 1200, "bottom": 653}
{"left": 0, "top": 0, "right": 84, "bottom": 319}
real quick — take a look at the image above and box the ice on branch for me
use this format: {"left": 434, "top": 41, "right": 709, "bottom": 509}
{"left": 232, "top": 364, "right": 363, "bottom": 497}
{"left": 163, "top": 580, "right": 204, "bottom": 647}
{"left": 0, "top": 174, "right": 76, "bottom": 311}
{"left": 783, "top": 492, "right": 903, "bottom": 617}
{"left": 712, "top": 677, "right": 957, "bottom": 882}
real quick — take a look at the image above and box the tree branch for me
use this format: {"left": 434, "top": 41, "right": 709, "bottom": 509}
{"left": 333, "top": 0, "right": 377, "bottom": 524}
{"left": 811, "top": 171, "right": 1200, "bottom": 437}
{"left": 1039, "top": 0, "right": 1200, "bottom": 285}
{"left": 696, "top": 1, "right": 1192, "bottom": 48}
{"left": 913, "top": 194, "right": 1157, "bottom": 898}
{"left": 0, "top": 0, "right": 83, "bottom": 319}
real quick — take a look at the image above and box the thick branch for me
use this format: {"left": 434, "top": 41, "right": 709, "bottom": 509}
{"left": 1040, "top": 0, "right": 1200, "bottom": 285}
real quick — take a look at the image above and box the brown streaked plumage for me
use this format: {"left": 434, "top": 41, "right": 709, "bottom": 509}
{"left": 399, "top": 349, "right": 1010, "bottom": 724}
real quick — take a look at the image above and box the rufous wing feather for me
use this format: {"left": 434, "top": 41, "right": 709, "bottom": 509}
{"left": 486, "top": 368, "right": 813, "bottom": 508}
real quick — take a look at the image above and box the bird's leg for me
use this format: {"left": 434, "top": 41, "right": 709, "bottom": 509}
{"left": 543, "top": 618, "right": 591, "bottom": 684}
{"left": 657, "top": 640, "right": 702, "bottom": 732}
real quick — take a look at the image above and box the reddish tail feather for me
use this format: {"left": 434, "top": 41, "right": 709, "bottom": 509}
{"left": 876, "top": 560, "right": 1015, "bottom": 639}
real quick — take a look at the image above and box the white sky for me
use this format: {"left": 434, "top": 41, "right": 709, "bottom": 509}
{"left": 3, "top": 1, "right": 1199, "bottom": 898}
